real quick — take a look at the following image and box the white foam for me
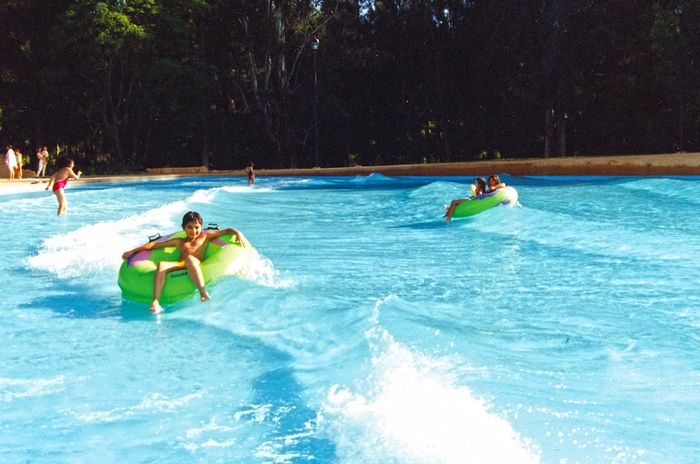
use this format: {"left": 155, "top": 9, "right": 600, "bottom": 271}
{"left": 350, "top": 173, "right": 394, "bottom": 184}
{"left": 200, "top": 439, "right": 237, "bottom": 448}
{"left": 179, "top": 417, "right": 240, "bottom": 452}
{"left": 74, "top": 391, "right": 203, "bottom": 423}
{"left": 0, "top": 376, "right": 66, "bottom": 402}
{"left": 320, "top": 300, "right": 540, "bottom": 464}
{"left": 27, "top": 200, "right": 188, "bottom": 279}
{"left": 185, "top": 418, "right": 235, "bottom": 438}
{"left": 250, "top": 408, "right": 317, "bottom": 463}
{"left": 26, "top": 185, "right": 295, "bottom": 301}
{"left": 190, "top": 188, "right": 218, "bottom": 204}
{"left": 0, "top": 195, "right": 50, "bottom": 213}
{"left": 234, "top": 403, "right": 272, "bottom": 423}
{"left": 220, "top": 185, "right": 274, "bottom": 194}
{"left": 241, "top": 248, "right": 296, "bottom": 289}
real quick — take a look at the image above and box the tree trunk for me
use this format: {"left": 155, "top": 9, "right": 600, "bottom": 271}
{"left": 544, "top": 106, "right": 554, "bottom": 158}
{"left": 201, "top": 130, "right": 209, "bottom": 168}
{"left": 427, "top": 10, "right": 451, "bottom": 162}
{"left": 556, "top": 113, "right": 566, "bottom": 157}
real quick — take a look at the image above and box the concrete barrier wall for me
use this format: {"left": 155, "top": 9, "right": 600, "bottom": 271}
{"left": 146, "top": 166, "right": 209, "bottom": 175}
{"left": 5, "top": 154, "right": 700, "bottom": 181}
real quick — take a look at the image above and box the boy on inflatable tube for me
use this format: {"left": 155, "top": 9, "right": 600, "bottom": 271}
{"left": 122, "top": 211, "right": 246, "bottom": 313}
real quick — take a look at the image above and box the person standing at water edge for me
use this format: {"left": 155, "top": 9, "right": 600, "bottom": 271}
{"left": 46, "top": 157, "right": 82, "bottom": 215}
{"left": 122, "top": 211, "right": 247, "bottom": 314}
{"left": 15, "top": 149, "right": 24, "bottom": 179}
{"left": 5, "top": 145, "right": 17, "bottom": 180}
{"left": 36, "top": 147, "right": 48, "bottom": 178}
{"left": 246, "top": 161, "right": 255, "bottom": 185}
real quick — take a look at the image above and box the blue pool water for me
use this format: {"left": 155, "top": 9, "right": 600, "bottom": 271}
{"left": 2, "top": 174, "right": 699, "bottom": 463}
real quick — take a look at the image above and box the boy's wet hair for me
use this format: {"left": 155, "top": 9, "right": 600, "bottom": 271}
{"left": 182, "top": 211, "right": 203, "bottom": 227}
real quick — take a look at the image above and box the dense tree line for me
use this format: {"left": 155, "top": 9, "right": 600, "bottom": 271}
{"left": 0, "top": 0, "right": 696, "bottom": 172}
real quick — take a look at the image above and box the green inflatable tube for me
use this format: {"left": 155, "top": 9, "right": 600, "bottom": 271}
{"left": 451, "top": 186, "right": 519, "bottom": 218}
{"left": 118, "top": 231, "right": 250, "bottom": 304}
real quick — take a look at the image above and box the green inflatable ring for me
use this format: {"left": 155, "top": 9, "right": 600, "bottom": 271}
{"left": 451, "top": 186, "right": 519, "bottom": 218}
{"left": 118, "top": 230, "right": 250, "bottom": 304}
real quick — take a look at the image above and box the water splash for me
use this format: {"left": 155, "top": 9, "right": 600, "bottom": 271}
{"left": 240, "top": 247, "right": 296, "bottom": 289}
{"left": 27, "top": 200, "right": 187, "bottom": 279}
{"left": 319, "top": 297, "right": 540, "bottom": 464}
{"left": 0, "top": 376, "right": 66, "bottom": 402}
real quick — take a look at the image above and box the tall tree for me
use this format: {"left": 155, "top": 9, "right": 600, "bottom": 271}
{"left": 0, "top": 0, "right": 75, "bottom": 151}
{"left": 60, "top": 0, "right": 158, "bottom": 166}
{"left": 652, "top": 0, "right": 699, "bottom": 152}
{"left": 220, "top": 0, "right": 336, "bottom": 168}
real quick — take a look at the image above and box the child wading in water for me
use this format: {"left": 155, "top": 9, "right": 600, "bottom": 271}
{"left": 246, "top": 161, "right": 255, "bottom": 185}
{"left": 46, "top": 157, "right": 82, "bottom": 215}
{"left": 122, "top": 211, "right": 247, "bottom": 313}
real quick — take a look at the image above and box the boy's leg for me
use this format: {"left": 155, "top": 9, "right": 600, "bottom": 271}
{"left": 152, "top": 261, "right": 185, "bottom": 312}
{"left": 184, "top": 256, "right": 209, "bottom": 301}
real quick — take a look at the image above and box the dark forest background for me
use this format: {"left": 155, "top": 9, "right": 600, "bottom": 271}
{"left": 0, "top": 0, "right": 696, "bottom": 173}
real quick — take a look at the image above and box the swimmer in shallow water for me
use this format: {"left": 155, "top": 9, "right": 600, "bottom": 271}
{"left": 121, "top": 211, "right": 247, "bottom": 313}
{"left": 46, "top": 157, "right": 82, "bottom": 215}
{"left": 246, "top": 161, "right": 255, "bottom": 185}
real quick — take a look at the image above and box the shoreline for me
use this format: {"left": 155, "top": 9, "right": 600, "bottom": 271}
{"left": 3, "top": 152, "right": 700, "bottom": 194}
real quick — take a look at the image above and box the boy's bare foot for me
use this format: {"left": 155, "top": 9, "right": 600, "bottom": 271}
{"left": 150, "top": 301, "right": 164, "bottom": 313}
{"left": 444, "top": 204, "right": 449, "bottom": 210}
{"left": 200, "top": 291, "right": 211, "bottom": 303}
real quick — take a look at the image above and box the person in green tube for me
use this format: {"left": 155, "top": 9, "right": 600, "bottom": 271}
{"left": 122, "top": 211, "right": 247, "bottom": 313}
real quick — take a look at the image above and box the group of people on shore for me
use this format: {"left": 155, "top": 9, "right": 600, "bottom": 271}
{"left": 3, "top": 145, "right": 49, "bottom": 181}
{"left": 443, "top": 174, "right": 506, "bottom": 220}
{"left": 4, "top": 146, "right": 256, "bottom": 217}
{"left": 4, "top": 143, "right": 81, "bottom": 215}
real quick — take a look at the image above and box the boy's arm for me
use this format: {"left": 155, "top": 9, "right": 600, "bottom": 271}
{"left": 68, "top": 168, "right": 82, "bottom": 180}
{"left": 208, "top": 227, "right": 247, "bottom": 246}
{"left": 122, "top": 238, "right": 180, "bottom": 260}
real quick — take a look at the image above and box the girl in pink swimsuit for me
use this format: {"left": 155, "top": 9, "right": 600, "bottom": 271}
{"left": 46, "top": 157, "right": 82, "bottom": 215}
{"left": 246, "top": 161, "right": 255, "bottom": 185}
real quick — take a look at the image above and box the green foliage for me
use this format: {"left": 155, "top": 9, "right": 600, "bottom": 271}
{"left": 92, "top": 0, "right": 154, "bottom": 49}
{"left": 0, "top": 0, "right": 695, "bottom": 172}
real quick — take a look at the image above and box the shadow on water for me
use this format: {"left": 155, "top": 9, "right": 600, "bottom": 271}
{"left": 18, "top": 273, "right": 161, "bottom": 320}
{"left": 395, "top": 217, "right": 475, "bottom": 230}
{"left": 118, "top": 295, "right": 211, "bottom": 320}
{"left": 394, "top": 219, "right": 450, "bottom": 230}
{"left": 20, "top": 287, "right": 123, "bottom": 319}
{"left": 119, "top": 299, "right": 161, "bottom": 320}
{"left": 248, "top": 359, "right": 337, "bottom": 461}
